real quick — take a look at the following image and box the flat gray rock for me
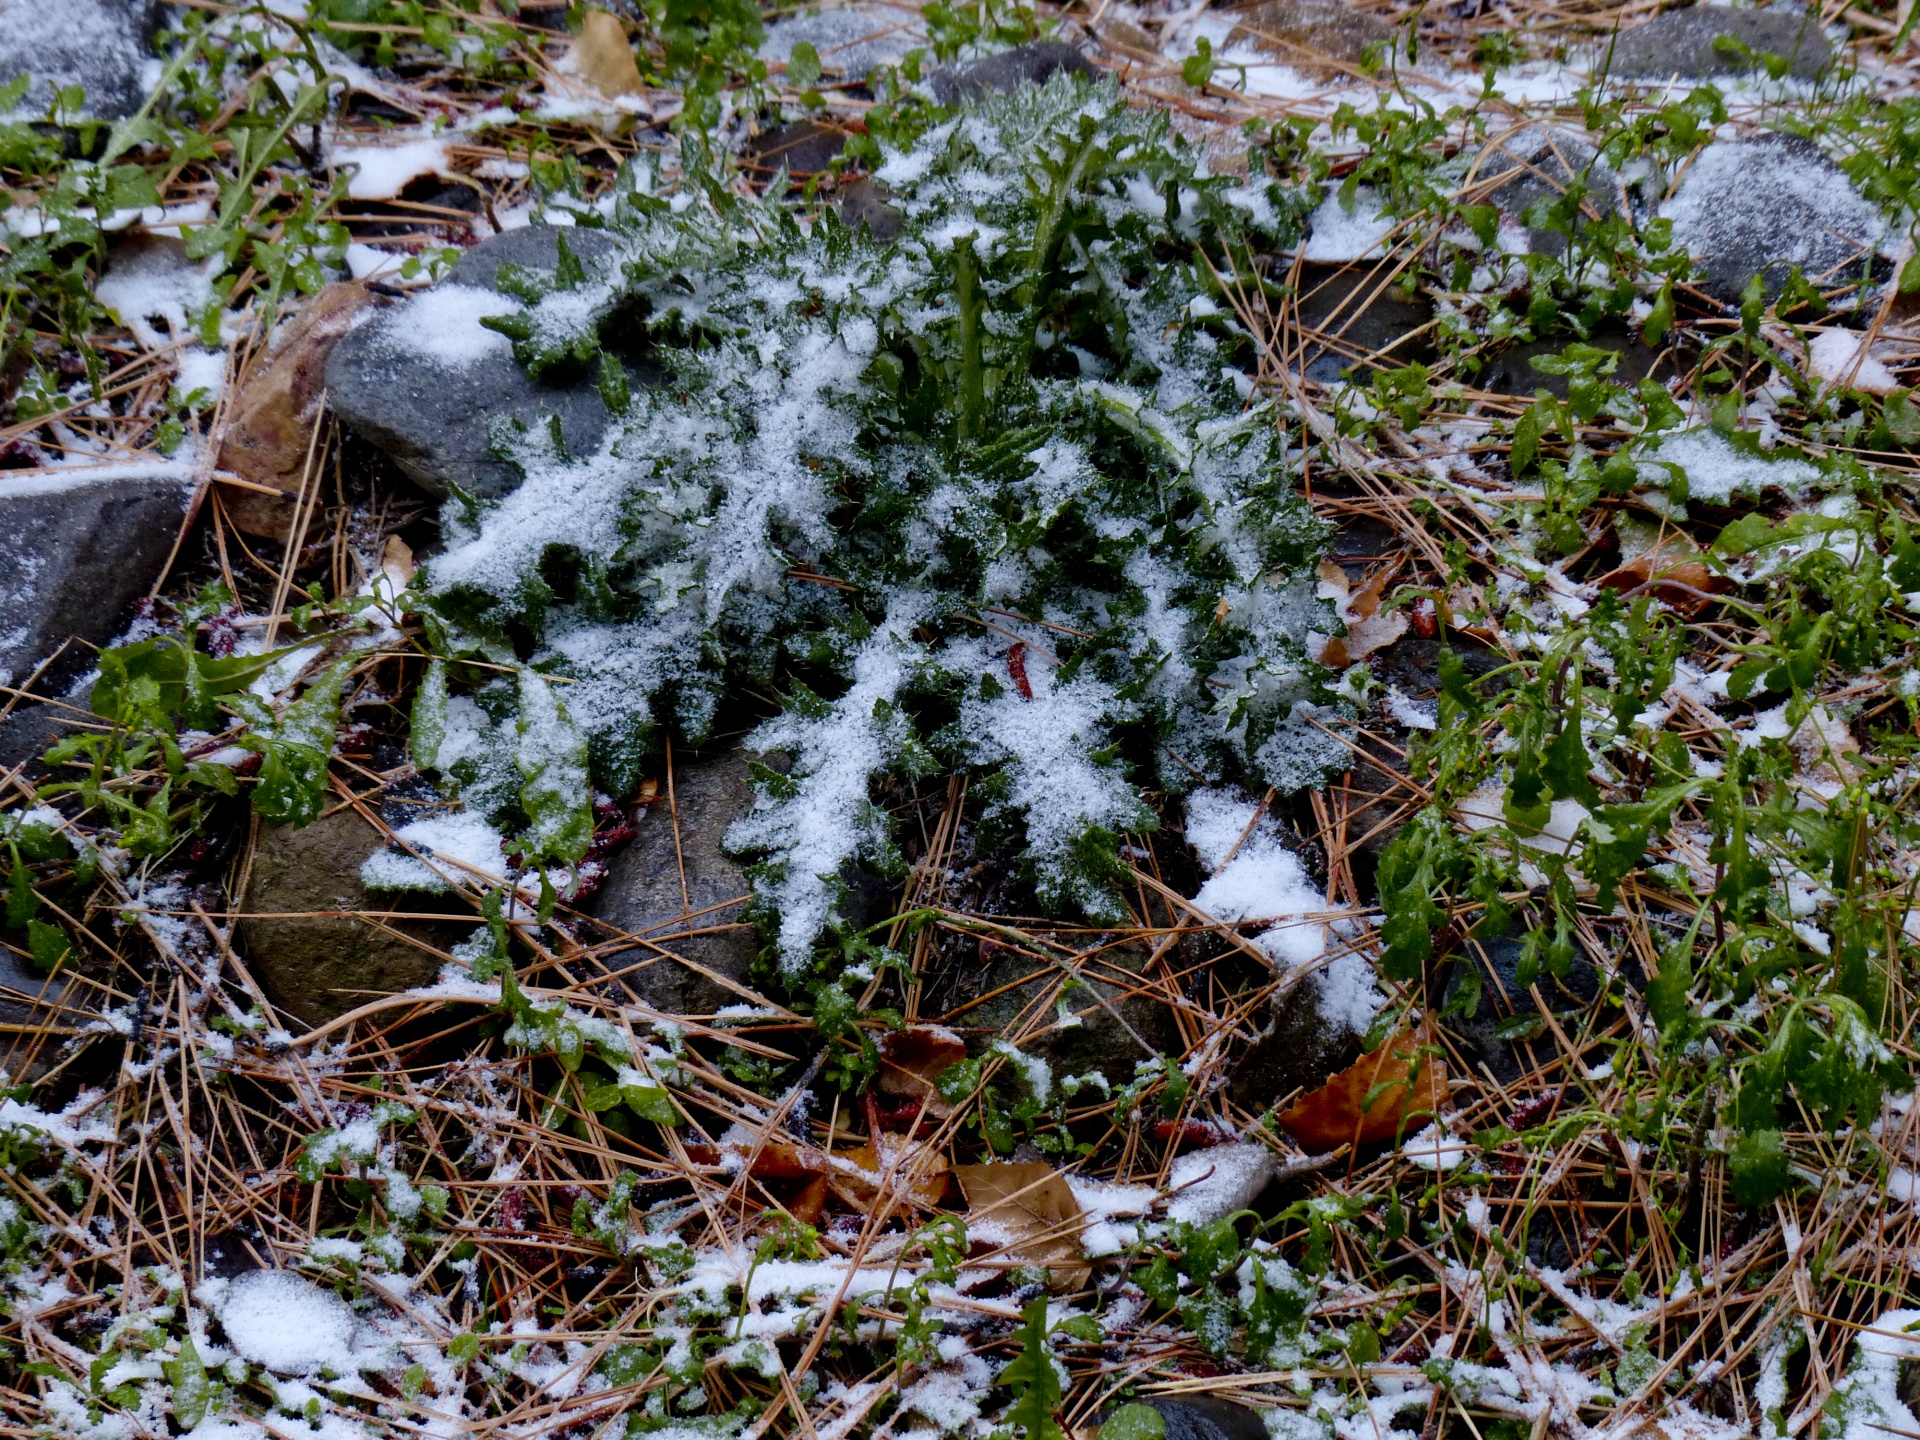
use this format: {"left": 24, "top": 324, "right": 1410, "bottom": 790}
{"left": 760, "top": 4, "right": 927, "bottom": 81}
{"left": 585, "top": 749, "right": 763, "bottom": 1017}
{"left": 0, "top": 0, "right": 159, "bottom": 121}
{"left": 1601, "top": 6, "right": 1833, "bottom": 81}
{"left": 0, "top": 467, "right": 194, "bottom": 692}
{"left": 1478, "top": 127, "right": 1621, "bottom": 257}
{"left": 326, "top": 227, "right": 622, "bottom": 500}
{"left": 1663, "top": 132, "right": 1887, "bottom": 302}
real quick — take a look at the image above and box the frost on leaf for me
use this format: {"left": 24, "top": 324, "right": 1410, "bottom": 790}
{"left": 412, "top": 76, "right": 1335, "bottom": 971}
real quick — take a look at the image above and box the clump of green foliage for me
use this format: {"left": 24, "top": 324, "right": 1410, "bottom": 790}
{"left": 409, "top": 76, "right": 1341, "bottom": 968}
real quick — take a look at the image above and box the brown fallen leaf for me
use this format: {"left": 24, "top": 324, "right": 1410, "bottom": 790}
{"left": 1595, "top": 541, "right": 1726, "bottom": 617}
{"left": 876, "top": 1024, "right": 967, "bottom": 1118}
{"left": 1312, "top": 559, "right": 1410, "bottom": 668}
{"left": 954, "top": 1161, "right": 1089, "bottom": 1292}
{"left": 571, "top": 9, "right": 643, "bottom": 98}
{"left": 687, "top": 1137, "right": 835, "bottom": 1224}
{"left": 827, "top": 1132, "right": 950, "bottom": 1212}
{"left": 1274, "top": 1022, "right": 1446, "bottom": 1151}
{"left": 217, "top": 283, "right": 372, "bottom": 540}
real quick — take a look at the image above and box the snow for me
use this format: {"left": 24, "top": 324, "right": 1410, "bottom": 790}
{"left": 1384, "top": 685, "right": 1438, "bottom": 731}
{"left": 175, "top": 348, "right": 228, "bottom": 403}
{"left": 1187, "top": 788, "right": 1384, "bottom": 1033}
{"left": 1401, "top": 1123, "right": 1470, "bottom": 1171}
{"left": 332, "top": 137, "right": 452, "bottom": 201}
{"left": 1298, "top": 188, "right": 1397, "bottom": 263}
{"left": 1828, "top": 1308, "right": 1920, "bottom": 1440}
{"left": 360, "top": 810, "right": 509, "bottom": 891}
{"left": 759, "top": 4, "right": 926, "bottom": 80}
{"left": 96, "top": 243, "right": 222, "bottom": 351}
{"left": 381, "top": 284, "right": 520, "bottom": 369}
{"left": 1165, "top": 1143, "right": 1275, "bottom": 1223}
{"left": 1638, "top": 427, "right": 1823, "bottom": 503}
{"left": 219, "top": 1270, "right": 381, "bottom": 1375}
{"left": 1807, "top": 328, "right": 1901, "bottom": 396}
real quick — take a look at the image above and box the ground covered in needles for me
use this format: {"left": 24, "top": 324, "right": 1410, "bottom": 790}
{"left": 1, "top": 3, "right": 1920, "bottom": 1440}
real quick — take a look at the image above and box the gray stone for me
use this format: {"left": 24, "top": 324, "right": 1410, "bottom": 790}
{"left": 326, "top": 227, "right": 623, "bottom": 500}
{"left": 1230, "top": 979, "right": 1358, "bottom": 1110}
{"left": 0, "top": 469, "right": 194, "bottom": 693}
{"left": 1479, "top": 328, "right": 1665, "bottom": 400}
{"left": 584, "top": 749, "right": 762, "bottom": 1017}
{"left": 839, "top": 178, "right": 906, "bottom": 242}
{"left": 919, "top": 937, "right": 1180, "bottom": 1080}
{"left": 760, "top": 4, "right": 927, "bottom": 81}
{"left": 1229, "top": 0, "right": 1395, "bottom": 77}
{"left": 745, "top": 119, "right": 849, "bottom": 178}
{"left": 1663, "top": 132, "right": 1887, "bottom": 302}
{"left": 0, "top": 949, "right": 83, "bottom": 1085}
{"left": 0, "top": 0, "right": 159, "bottom": 122}
{"left": 1477, "top": 127, "right": 1620, "bottom": 257}
{"left": 0, "top": 694, "right": 97, "bottom": 781}
{"left": 1119, "top": 1398, "right": 1271, "bottom": 1440}
{"left": 1441, "top": 934, "right": 1601, "bottom": 1085}
{"left": 1602, "top": 6, "right": 1832, "bottom": 82}
{"left": 928, "top": 41, "right": 1092, "bottom": 105}
{"left": 1291, "top": 262, "right": 1431, "bottom": 384}
{"left": 238, "top": 808, "right": 453, "bottom": 1028}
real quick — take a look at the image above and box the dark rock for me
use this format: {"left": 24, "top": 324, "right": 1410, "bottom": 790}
{"left": 1476, "top": 127, "right": 1620, "bottom": 256}
{"left": 1119, "top": 1397, "right": 1271, "bottom": 1440}
{"left": 0, "top": 0, "right": 159, "bottom": 121}
{"left": 928, "top": 41, "right": 1092, "bottom": 104}
{"left": 1291, "top": 262, "right": 1431, "bottom": 384}
{"left": 1663, "top": 132, "right": 1887, "bottom": 303}
{"left": 1229, "top": 0, "right": 1395, "bottom": 76}
{"left": 238, "top": 809, "right": 454, "bottom": 1028}
{"left": 0, "top": 949, "right": 84, "bottom": 1085}
{"left": 0, "top": 695, "right": 97, "bottom": 781}
{"left": 326, "top": 227, "right": 624, "bottom": 499}
{"left": 1602, "top": 6, "right": 1833, "bottom": 82}
{"left": 1441, "top": 934, "right": 1602, "bottom": 1084}
{"left": 0, "top": 469, "right": 194, "bottom": 694}
{"left": 919, "top": 937, "right": 1181, "bottom": 1080}
{"left": 584, "top": 749, "right": 762, "bottom": 1017}
{"left": 1230, "top": 980, "right": 1359, "bottom": 1110}
{"left": 839, "top": 179, "right": 906, "bottom": 242}
{"left": 745, "top": 119, "right": 849, "bottom": 178}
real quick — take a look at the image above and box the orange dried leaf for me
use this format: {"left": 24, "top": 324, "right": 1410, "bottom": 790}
{"left": 1275, "top": 1023, "right": 1446, "bottom": 1151}
{"left": 828, "top": 1133, "right": 950, "bottom": 1212}
{"left": 1595, "top": 543, "right": 1726, "bottom": 617}
{"left": 571, "top": 9, "right": 643, "bottom": 98}
{"left": 954, "top": 1161, "right": 1089, "bottom": 1291}
{"left": 876, "top": 1024, "right": 968, "bottom": 1117}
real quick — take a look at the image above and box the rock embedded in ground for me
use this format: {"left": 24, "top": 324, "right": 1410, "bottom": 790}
{"left": 838, "top": 179, "right": 906, "bottom": 241}
{"left": 1662, "top": 132, "right": 1887, "bottom": 303}
{"left": 928, "top": 41, "right": 1092, "bottom": 104}
{"left": 1441, "top": 933, "right": 1602, "bottom": 1084}
{"left": 1601, "top": 5, "right": 1833, "bottom": 82}
{"left": 1478, "top": 326, "right": 1666, "bottom": 400}
{"left": 0, "top": 466, "right": 195, "bottom": 692}
{"left": 584, "top": 750, "right": 764, "bottom": 1017}
{"left": 325, "top": 226, "right": 623, "bottom": 500}
{"left": 0, "top": 0, "right": 159, "bottom": 121}
{"left": 1231, "top": 979, "right": 1361, "bottom": 1111}
{"left": 918, "top": 937, "right": 1181, "bottom": 1081}
{"left": 239, "top": 808, "right": 454, "bottom": 1027}
{"left": 745, "top": 119, "right": 849, "bottom": 178}
{"left": 1121, "top": 1396, "right": 1273, "bottom": 1440}
{"left": 1229, "top": 0, "right": 1395, "bottom": 75}
{"left": 1476, "top": 127, "right": 1621, "bottom": 256}
{"left": 1290, "top": 262, "right": 1432, "bottom": 384}
{"left": 759, "top": 3, "right": 927, "bottom": 81}
{"left": 0, "top": 948, "right": 84, "bottom": 1084}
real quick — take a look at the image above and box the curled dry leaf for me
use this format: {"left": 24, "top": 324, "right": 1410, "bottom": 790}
{"left": 570, "top": 9, "right": 644, "bottom": 99}
{"left": 217, "top": 283, "right": 372, "bottom": 540}
{"left": 686, "top": 1137, "right": 833, "bottom": 1224}
{"left": 1311, "top": 559, "right": 1409, "bottom": 668}
{"left": 1274, "top": 1022, "right": 1446, "bottom": 1151}
{"left": 1595, "top": 540, "right": 1727, "bottom": 617}
{"left": 954, "top": 1161, "right": 1089, "bottom": 1292}
{"left": 876, "top": 1024, "right": 967, "bottom": 1118}
{"left": 828, "top": 1132, "right": 950, "bottom": 1212}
